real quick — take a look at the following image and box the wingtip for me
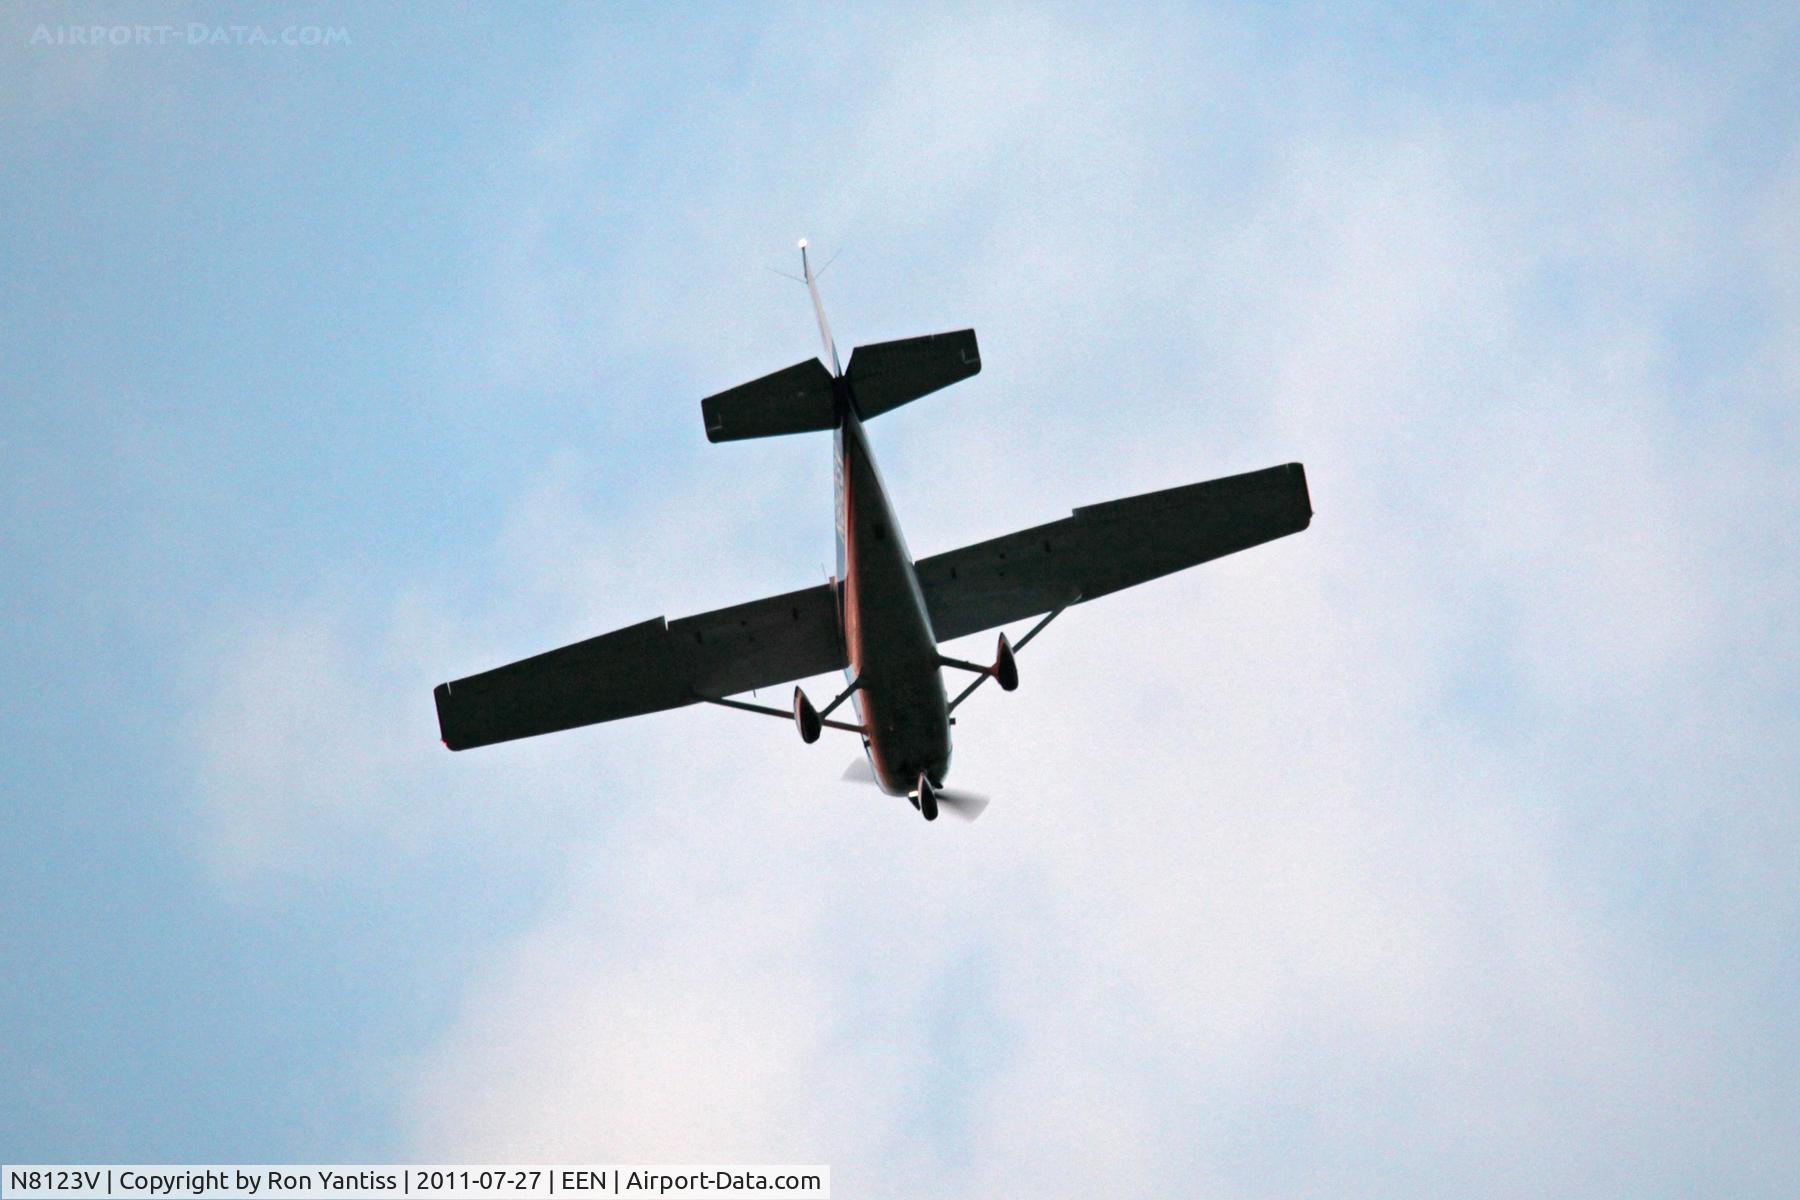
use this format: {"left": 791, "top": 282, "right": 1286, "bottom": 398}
{"left": 1288, "top": 462, "right": 1313, "bottom": 520}
{"left": 433, "top": 681, "right": 465, "bottom": 750}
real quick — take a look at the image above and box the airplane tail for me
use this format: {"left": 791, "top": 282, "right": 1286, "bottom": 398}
{"left": 702, "top": 237, "right": 986, "bottom": 438}
{"left": 701, "top": 330, "right": 981, "bottom": 443}
{"left": 701, "top": 239, "right": 981, "bottom": 443}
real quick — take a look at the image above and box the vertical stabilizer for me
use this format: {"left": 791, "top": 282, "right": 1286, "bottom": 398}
{"left": 799, "top": 238, "right": 842, "bottom": 377}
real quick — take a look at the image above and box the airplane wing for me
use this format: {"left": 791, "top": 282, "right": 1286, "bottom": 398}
{"left": 915, "top": 463, "right": 1311, "bottom": 642}
{"left": 434, "top": 582, "right": 845, "bottom": 750}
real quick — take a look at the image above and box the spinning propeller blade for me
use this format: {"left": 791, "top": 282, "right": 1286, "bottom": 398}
{"left": 933, "top": 789, "right": 990, "bottom": 821}
{"left": 841, "top": 759, "right": 989, "bottom": 821}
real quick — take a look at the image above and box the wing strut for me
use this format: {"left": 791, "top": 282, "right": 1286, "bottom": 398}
{"left": 946, "top": 606, "right": 1064, "bottom": 713}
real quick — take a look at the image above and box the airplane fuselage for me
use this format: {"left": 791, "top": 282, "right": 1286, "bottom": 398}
{"left": 835, "top": 406, "right": 951, "bottom": 795}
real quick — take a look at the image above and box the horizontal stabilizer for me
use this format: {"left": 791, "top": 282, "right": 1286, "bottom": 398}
{"left": 846, "top": 329, "right": 980, "bottom": 419}
{"left": 701, "top": 357, "right": 836, "bottom": 442}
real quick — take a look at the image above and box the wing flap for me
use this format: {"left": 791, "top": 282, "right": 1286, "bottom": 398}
{"left": 667, "top": 583, "right": 845, "bottom": 699}
{"left": 918, "top": 463, "right": 1311, "bottom": 642}
{"left": 435, "top": 583, "right": 845, "bottom": 750}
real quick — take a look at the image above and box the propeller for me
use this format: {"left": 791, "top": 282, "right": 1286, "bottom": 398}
{"left": 842, "top": 758, "right": 990, "bottom": 822}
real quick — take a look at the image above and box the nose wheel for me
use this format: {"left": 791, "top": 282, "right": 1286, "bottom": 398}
{"left": 909, "top": 773, "right": 939, "bottom": 821}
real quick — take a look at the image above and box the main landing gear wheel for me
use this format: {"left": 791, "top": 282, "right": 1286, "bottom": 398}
{"left": 792, "top": 687, "right": 822, "bottom": 743}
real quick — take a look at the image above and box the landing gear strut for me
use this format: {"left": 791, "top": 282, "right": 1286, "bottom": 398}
{"left": 940, "top": 605, "right": 1064, "bottom": 712}
{"left": 698, "top": 679, "right": 864, "bottom": 741}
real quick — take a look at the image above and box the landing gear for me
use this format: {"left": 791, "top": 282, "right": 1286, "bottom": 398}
{"left": 913, "top": 773, "right": 939, "bottom": 822}
{"left": 703, "top": 680, "right": 863, "bottom": 743}
{"left": 941, "top": 605, "right": 1063, "bottom": 712}
{"left": 993, "top": 632, "right": 1019, "bottom": 691}
{"left": 792, "top": 687, "right": 822, "bottom": 743}
{"left": 791, "top": 677, "right": 863, "bottom": 743}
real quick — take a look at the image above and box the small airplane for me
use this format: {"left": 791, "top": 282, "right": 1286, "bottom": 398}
{"left": 434, "top": 241, "right": 1312, "bottom": 821}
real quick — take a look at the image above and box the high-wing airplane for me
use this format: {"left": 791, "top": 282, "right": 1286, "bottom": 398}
{"left": 434, "top": 242, "right": 1312, "bottom": 821}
